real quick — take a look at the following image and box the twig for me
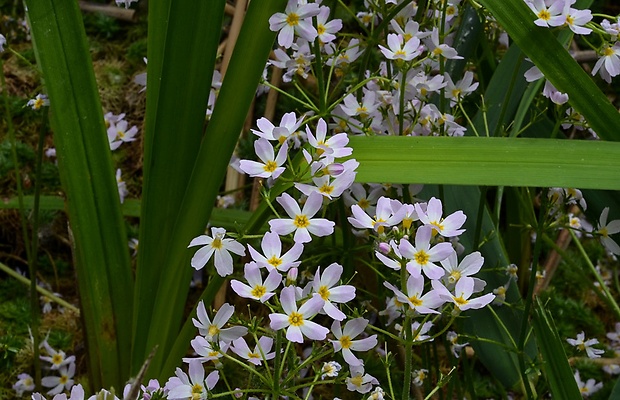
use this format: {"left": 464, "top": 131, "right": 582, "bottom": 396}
{"left": 0, "top": 261, "right": 80, "bottom": 314}
{"left": 78, "top": 1, "right": 136, "bottom": 22}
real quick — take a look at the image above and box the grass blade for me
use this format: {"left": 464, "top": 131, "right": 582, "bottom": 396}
{"left": 532, "top": 299, "right": 582, "bottom": 399}
{"left": 142, "top": 0, "right": 287, "bottom": 377}
{"left": 349, "top": 136, "right": 620, "bottom": 190}
{"left": 25, "top": 0, "right": 133, "bottom": 389}
{"left": 132, "top": 0, "right": 227, "bottom": 373}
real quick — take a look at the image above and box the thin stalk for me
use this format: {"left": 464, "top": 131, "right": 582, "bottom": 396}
{"left": 29, "top": 110, "right": 48, "bottom": 390}
{"left": 472, "top": 186, "right": 488, "bottom": 251}
{"left": 273, "top": 330, "right": 283, "bottom": 396}
{"left": 402, "top": 313, "right": 413, "bottom": 400}
{"left": 1, "top": 57, "right": 41, "bottom": 390}
{"left": 0, "top": 262, "right": 80, "bottom": 313}
{"left": 569, "top": 230, "right": 620, "bottom": 320}
{"left": 517, "top": 188, "right": 549, "bottom": 400}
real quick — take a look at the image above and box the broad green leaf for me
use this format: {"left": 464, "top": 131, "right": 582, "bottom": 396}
{"left": 25, "top": 0, "right": 133, "bottom": 389}
{"left": 132, "top": 0, "right": 227, "bottom": 373}
{"left": 532, "top": 299, "right": 582, "bottom": 399}
{"left": 349, "top": 136, "right": 620, "bottom": 190}
{"left": 142, "top": 0, "right": 288, "bottom": 377}
{"left": 477, "top": 0, "right": 620, "bottom": 142}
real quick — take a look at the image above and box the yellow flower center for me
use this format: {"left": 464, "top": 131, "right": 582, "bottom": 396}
{"left": 566, "top": 14, "right": 574, "bottom": 25}
{"left": 267, "top": 255, "right": 283, "bottom": 268}
{"left": 432, "top": 47, "right": 444, "bottom": 56}
{"left": 414, "top": 250, "right": 429, "bottom": 265}
{"left": 340, "top": 335, "right": 352, "bottom": 349}
{"left": 599, "top": 227, "right": 609, "bottom": 237}
{"left": 604, "top": 47, "right": 615, "bottom": 57}
{"left": 52, "top": 354, "right": 63, "bottom": 365}
{"left": 449, "top": 270, "right": 461, "bottom": 283}
{"left": 317, "top": 25, "right": 325, "bottom": 35}
{"left": 211, "top": 237, "right": 223, "bottom": 250}
{"left": 208, "top": 324, "right": 220, "bottom": 337}
{"left": 286, "top": 13, "right": 299, "bottom": 26}
{"left": 403, "top": 218, "right": 413, "bottom": 230}
{"left": 318, "top": 285, "right": 330, "bottom": 300}
{"left": 538, "top": 9, "right": 551, "bottom": 21}
{"left": 319, "top": 183, "right": 334, "bottom": 195}
{"left": 59, "top": 375, "right": 68, "bottom": 385}
{"left": 288, "top": 311, "right": 304, "bottom": 326}
{"left": 33, "top": 98, "right": 45, "bottom": 110}
{"left": 294, "top": 215, "right": 310, "bottom": 228}
{"left": 408, "top": 295, "right": 423, "bottom": 307}
{"left": 358, "top": 198, "right": 370, "bottom": 209}
{"left": 394, "top": 50, "right": 407, "bottom": 58}
{"left": 454, "top": 296, "right": 468, "bottom": 307}
{"left": 263, "top": 160, "right": 278, "bottom": 173}
{"left": 117, "top": 130, "right": 125, "bottom": 139}
{"left": 248, "top": 352, "right": 260, "bottom": 359}
{"left": 350, "top": 375, "right": 363, "bottom": 387}
{"left": 251, "top": 285, "right": 267, "bottom": 299}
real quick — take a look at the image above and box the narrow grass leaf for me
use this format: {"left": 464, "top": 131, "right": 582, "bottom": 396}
{"left": 532, "top": 299, "right": 582, "bottom": 399}
{"left": 142, "top": 0, "right": 287, "bottom": 377}
{"left": 132, "top": 0, "right": 226, "bottom": 373}
{"left": 349, "top": 136, "right": 620, "bottom": 190}
{"left": 25, "top": 0, "right": 133, "bottom": 389}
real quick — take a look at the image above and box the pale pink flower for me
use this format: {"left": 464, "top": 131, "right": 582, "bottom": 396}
{"left": 592, "top": 42, "right": 620, "bottom": 83}
{"left": 41, "top": 362, "right": 75, "bottom": 395}
{"left": 526, "top": 0, "right": 567, "bottom": 27}
{"left": 378, "top": 33, "right": 422, "bottom": 61}
{"left": 345, "top": 365, "right": 378, "bottom": 394}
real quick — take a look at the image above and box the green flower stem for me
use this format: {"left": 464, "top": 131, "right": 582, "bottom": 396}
{"left": 273, "top": 329, "right": 283, "bottom": 396}
{"left": 282, "top": 349, "right": 333, "bottom": 387}
{"left": 402, "top": 313, "right": 413, "bottom": 400}
{"left": 303, "top": 370, "right": 320, "bottom": 400}
{"left": 311, "top": 38, "right": 326, "bottom": 114}
{"left": 569, "top": 229, "right": 620, "bottom": 321}
{"left": 219, "top": 351, "right": 271, "bottom": 387}
{"left": 517, "top": 188, "right": 549, "bottom": 400}
{"left": 211, "top": 388, "right": 274, "bottom": 398}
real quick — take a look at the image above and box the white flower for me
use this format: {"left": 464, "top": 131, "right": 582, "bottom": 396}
{"left": 269, "top": 0, "right": 320, "bottom": 48}
{"left": 107, "top": 120, "right": 138, "bottom": 150}
{"left": 165, "top": 359, "right": 219, "bottom": 400}
{"left": 230, "top": 336, "right": 275, "bottom": 366}
{"left": 345, "top": 365, "right": 378, "bottom": 394}
{"left": 239, "top": 138, "right": 289, "bottom": 180}
{"left": 230, "top": 262, "right": 281, "bottom": 303}
{"left": 566, "top": 332, "right": 604, "bottom": 359}
{"left": 116, "top": 169, "right": 127, "bottom": 204}
{"left": 269, "top": 192, "right": 335, "bottom": 243}
{"left": 13, "top": 373, "right": 34, "bottom": 396}
{"left": 268, "top": 286, "right": 329, "bottom": 343}
{"left": 27, "top": 94, "right": 50, "bottom": 110}
{"left": 597, "top": 207, "right": 620, "bottom": 255}
{"left": 321, "top": 361, "right": 342, "bottom": 379}
{"left": 188, "top": 227, "right": 245, "bottom": 276}
{"left": 574, "top": 370, "right": 603, "bottom": 397}
{"left": 0, "top": 34, "right": 6, "bottom": 52}
{"left": 526, "top": 0, "right": 567, "bottom": 27}
{"left": 311, "top": 263, "right": 356, "bottom": 320}
{"left": 192, "top": 301, "right": 247, "bottom": 343}
{"left": 40, "top": 341, "right": 76, "bottom": 370}
{"left": 330, "top": 318, "right": 377, "bottom": 366}
{"left": 41, "top": 362, "right": 75, "bottom": 395}
{"left": 592, "top": 42, "right": 620, "bottom": 84}
{"left": 432, "top": 277, "right": 495, "bottom": 311}
{"left": 378, "top": 33, "right": 422, "bottom": 61}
